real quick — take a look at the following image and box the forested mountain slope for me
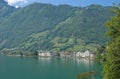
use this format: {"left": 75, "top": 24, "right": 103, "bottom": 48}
{"left": 0, "top": 2, "right": 113, "bottom": 52}
{"left": 0, "top": 0, "right": 15, "bottom": 18}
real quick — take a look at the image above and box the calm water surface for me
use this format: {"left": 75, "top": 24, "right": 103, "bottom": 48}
{"left": 0, "top": 55, "right": 102, "bottom": 79}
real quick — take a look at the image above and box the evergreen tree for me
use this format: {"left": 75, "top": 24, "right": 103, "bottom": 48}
{"left": 103, "top": 5, "right": 120, "bottom": 79}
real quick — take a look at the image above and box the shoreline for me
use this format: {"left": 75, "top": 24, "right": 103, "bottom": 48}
{"left": 0, "top": 53, "right": 97, "bottom": 61}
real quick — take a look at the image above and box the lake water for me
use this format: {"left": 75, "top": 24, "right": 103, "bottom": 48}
{"left": 0, "top": 55, "right": 102, "bottom": 79}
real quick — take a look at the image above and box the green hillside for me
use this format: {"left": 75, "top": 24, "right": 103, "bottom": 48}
{"left": 0, "top": 0, "right": 15, "bottom": 18}
{"left": 0, "top": 2, "right": 113, "bottom": 52}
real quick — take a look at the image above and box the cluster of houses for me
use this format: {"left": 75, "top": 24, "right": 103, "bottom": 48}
{"left": 38, "top": 50, "right": 96, "bottom": 59}
{"left": 74, "top": 51, "right": 95, "bottom": 58}
{"left": 1, "top": 48, "right": 96, "bottom": 59}
{"left": 38, "top": 51, "right": 52, "bottom": 57}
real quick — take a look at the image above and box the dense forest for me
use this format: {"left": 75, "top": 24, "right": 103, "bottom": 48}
{"left": 0, "top": 0, "right": 114, "bottom": 52}
{"left": 103, "top": 5, "right": 120, "bottom": 79}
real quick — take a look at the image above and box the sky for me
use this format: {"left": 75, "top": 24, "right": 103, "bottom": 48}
{"left": 4, "top": 0, "right": 120, "bottom": 8}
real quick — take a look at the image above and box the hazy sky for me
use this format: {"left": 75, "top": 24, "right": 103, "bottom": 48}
{"left": 5, "top": 0, "right": 120, "bottom": 7}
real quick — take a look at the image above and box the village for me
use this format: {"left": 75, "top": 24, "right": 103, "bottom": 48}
{"left": 38, "top": 50, "right": 96, "bottom": 59}
{"left": 0, "top": 48, "right": 96, "bottom": 59}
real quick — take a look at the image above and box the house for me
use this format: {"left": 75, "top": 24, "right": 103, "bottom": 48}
{"left": 38, "top": 51, "right": 52, "bottom": 57}
{"left": 84, "top": 50, "right": 90, "bottom": 57}
{"left": 75, "top": 50, "right": 96, "bottom": 58}
{"left": 76, "top": 52, "right": 84, "bottom": 57}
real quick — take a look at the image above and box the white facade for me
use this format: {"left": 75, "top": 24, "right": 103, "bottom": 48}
{"left": 76, "top": 52, "right": 84, "bottom": 57}
{"left": 75, "top": 50, "right": 94, "bottom": 58}
{"left": 39, "top": 52, "right": 52, "bottom": 57}
{"left": 84, "top": 50, "right": 90, "bottom": 57}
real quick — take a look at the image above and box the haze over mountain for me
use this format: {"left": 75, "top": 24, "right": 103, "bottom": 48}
{"left": 4, "top": 0, "right": 120, "bottom": 7}
{"left": 0, "top": 0, "right": 15, "bottom": 17}
{"left": 0, "top": 0, "right": 114, "bottom": 52}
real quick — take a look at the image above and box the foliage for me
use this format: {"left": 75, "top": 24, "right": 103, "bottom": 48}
{"left": 0, "top": 0, "right": 16, "bottom": 18}
{"left": 96, "top": 45, "right": 106, "bottom": 61}
{"left": 0, "top": 2, "right": 114, "bottom": 52}
{"left": 103, "top": 5, "right": 120, "bottom": 79}
{"left": 77, "top": 71, "right": 97, "bottom": 79}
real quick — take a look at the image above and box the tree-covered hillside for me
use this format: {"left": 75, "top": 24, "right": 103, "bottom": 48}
{"left": 0, "top": 0, "right": 15, "bottom": 18}
{"left": 0, "top": 0, "right": 16, "bottom": 49}
{"left": 0, "top": 2, "right": 113, "bottom": 52}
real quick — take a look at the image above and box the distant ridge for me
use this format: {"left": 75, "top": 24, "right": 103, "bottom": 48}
{"left": 0, "top": 2, "right": 113, "bottom": 52}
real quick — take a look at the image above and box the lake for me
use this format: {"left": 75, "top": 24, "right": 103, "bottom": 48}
{"left": 0, "top": 55, "right": 102, "bottom": 79}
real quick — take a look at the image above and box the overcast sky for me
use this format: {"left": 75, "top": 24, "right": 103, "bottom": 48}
{"left": 4, "top": 0, "right": 120, "bottom": 7}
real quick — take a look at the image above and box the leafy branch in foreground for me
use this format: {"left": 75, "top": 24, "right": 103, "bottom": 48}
{"left": 77, "top": 71, "right": 97, "bottom": 79}
{"left": 103, "top": 4, "right": 120, "bottom": 79}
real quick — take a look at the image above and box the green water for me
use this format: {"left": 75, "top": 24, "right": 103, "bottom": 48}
{"left": 0, "top": 55, "right": 102, "bottom": 79}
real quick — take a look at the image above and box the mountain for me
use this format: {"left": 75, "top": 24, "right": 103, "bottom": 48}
{"left": 0, "top": 0, "right": 16, "bottom": 18}
{"left": 0, "top": 3, "right": 113, "bottom": 52}
{"left": 0, "top": 0, "right": 16, "bottom": 49}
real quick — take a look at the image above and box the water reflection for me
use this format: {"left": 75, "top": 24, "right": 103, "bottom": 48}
{"left": 0, "top": 56, "right": 102, "bottom": 79}
{"left": 20, "top": 56, "right": 102, "bottom": 78}
{"left": 76, "top": 58, "right": 94, "bottom": 67}
{"left": 38, "top": 57, "right": 52, "bottom": 61}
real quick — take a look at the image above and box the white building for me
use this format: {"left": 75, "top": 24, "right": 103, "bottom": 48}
{"left": 84, "top": 50, "right": 90, "bottom": 57}
{"left": 75, "top": 50, "right": 95, "bottom": 58}
{"left": 39, "top": 52, "right": 52, "bottom": 57}
{"left": 76, "top": 52, "right": 84, "bottom": 57}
